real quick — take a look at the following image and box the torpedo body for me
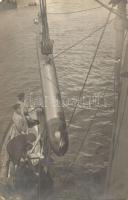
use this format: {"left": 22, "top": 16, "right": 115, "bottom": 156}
{"left": 41, "top": 57, "right": 69, "bottom": 156}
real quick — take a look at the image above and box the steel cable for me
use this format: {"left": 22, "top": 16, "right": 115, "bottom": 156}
{"left": 35, "top": 5, "right": 113, "bottom": 199}
{"left": 67, "top": 9, "right": 113, "bottom": 128}
{"left": 61, "top": 9, "right": 114, "bottom": 193}
{"left": 54, "top": 18, "right": 114, "bottom": 59}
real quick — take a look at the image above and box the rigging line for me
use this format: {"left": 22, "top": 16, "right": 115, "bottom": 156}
{"left": 63, "top": 88, "right": 112, "bottom": 200}
{"left": 63, "top": 9, "right": 113, "bottom": 187}
{"left": 47, "top": 6, "right": 102, "bottom": 15}
{"left": 69, "top": 87, "right": 109, "bottom": 168}
{"left": 67, "top": 9, "right": 113, "bottom": 128}
{"left": 94, "top": 0, "right": 128, "bottom": 28}
{"left": 69, "top": 108, "right": 99, "bottom": 167}
{"left": 35, "top": 22, "right": 114, "bottom": 90}
{"left": 54, "top": 18, "right": 114, "bottom": 59}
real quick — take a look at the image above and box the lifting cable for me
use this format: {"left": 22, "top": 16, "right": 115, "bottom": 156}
{"left": 36, "top": 21, "right": 114, "bottom": 88}
{"left": 36, "top": 2, "right": 112, "bottom": 166}
{"left": 35, "top": 4, "right": 114, "bottom": 199}
{"left": 67, "top": 8, "right": 113, "bottom": 128}
{"left": 94, "top": 0, "right": 128, "bottom": 28}
{"left": 69, "top": 86, "right": 110, "bottom": 168}
{"left": 36, "top": 6, "right": 113, "bottom": 151}
{"left": 63, "top": 8, "right": 114, "bottom": 184}
{"left": 54, "top": 18, "right": 114, "bottom": 59}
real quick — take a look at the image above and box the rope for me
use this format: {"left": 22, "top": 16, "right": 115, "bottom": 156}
{"left": 67, "top": 9, "right": 113, "bottom": 128}
{"left": 48, "top": 6, "right": 102, "bottom": 15}
{"left": 54, "top": 18, "right": 114, "bottom": 59}
{"left": 94, "top": 0, "right": 128, "bottom": 28}
{"left": 62, "top": 10, "right": 113, "bottom": 194}
{"left": 35, "top": 6, "right": 113, "bottom": 162}
{"left": 35, "top": 3, "right": 113, "bottom": 199}
{"left": 36, "top": 21, "right": 114, "bottom": 89}
{"left": 69, "top": 87, "right": 109, "bottom": 168}
{"left": 63, "top": 87, "right": 113, "bottom": 200}
{"left": 36, "top": 1, "right": 113, "bottom": 161}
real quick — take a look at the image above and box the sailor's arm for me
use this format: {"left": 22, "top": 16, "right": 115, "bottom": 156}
{"left": 12, "top": 112, "right": 27, "bottom": 134}
{"left": 19, "top": 118, "right": 28, "bottom": 134}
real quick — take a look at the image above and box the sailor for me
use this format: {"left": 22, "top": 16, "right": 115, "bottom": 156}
{"left": 12, "top": 103, "right": 28, "bottom": 136}
{"left": 17, "top": 92, "right": 40, "bottom": 128}
{"left": 7, "top": 133, "right": 36, "bottom": 166}
{"left": 17, "top": 92, "right": 27, "bottom": 116}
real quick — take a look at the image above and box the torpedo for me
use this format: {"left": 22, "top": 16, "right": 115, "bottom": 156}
{"left": 40, "top": 57, "right": 69, "bottom": 156}
{"left": 39, "top": 0, "right": 69, "bottom": 157}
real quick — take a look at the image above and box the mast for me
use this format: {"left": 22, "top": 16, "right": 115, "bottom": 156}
{"left": 105, "top": 0, "right": 128, "bottom": 198}
{"left": 39, "top": 0, "right": 68, "bottom": 156}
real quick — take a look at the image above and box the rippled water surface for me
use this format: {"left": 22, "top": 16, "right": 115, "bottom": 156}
{"left": 0, "top": 0, "right": 115, "bottom": 199}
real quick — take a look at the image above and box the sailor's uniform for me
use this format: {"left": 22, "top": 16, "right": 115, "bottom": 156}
{"left": 12, "top": 112, "right": 28, "bottom": 137}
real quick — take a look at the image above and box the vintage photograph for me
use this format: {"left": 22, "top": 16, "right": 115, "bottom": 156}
{"left": 0, "top": 0, "right": 127, "bottom": 199}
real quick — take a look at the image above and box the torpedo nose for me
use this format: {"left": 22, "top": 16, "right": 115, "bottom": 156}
{"left": 47, "top": 118, "right": 69, "bottom": 156}
{"left": 54, "top": 130, "right": 68, "bottom": 156}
